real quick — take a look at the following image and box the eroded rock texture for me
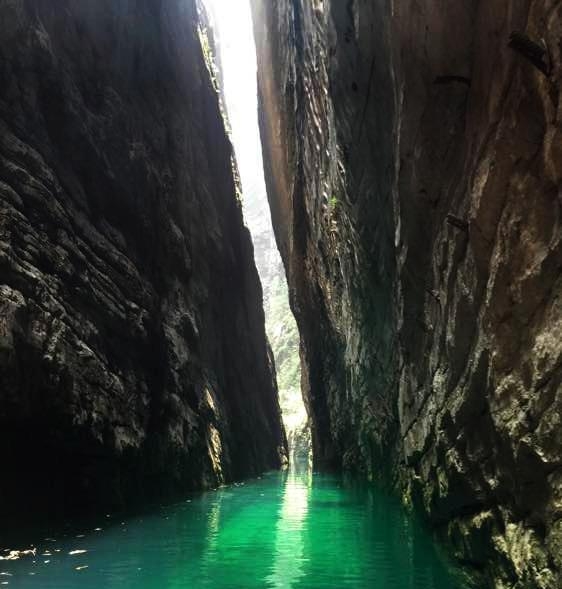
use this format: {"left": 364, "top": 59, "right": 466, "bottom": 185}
{"left": 252, "top": 0, "right": 561, "bottom": 586}
{"left": 0, "top": 0, "right": 286, "bottom": 518}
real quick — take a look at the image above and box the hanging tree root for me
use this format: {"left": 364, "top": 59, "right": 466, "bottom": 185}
{"left": 508, "top": 32, "right": 552, "bottom": 76}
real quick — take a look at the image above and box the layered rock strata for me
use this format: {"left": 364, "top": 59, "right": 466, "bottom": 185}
{"left": 0, "top": 0, "right": 286, "bottom": 517}
{"left": 251, "top": 0, "right": 561, "bottom": 586}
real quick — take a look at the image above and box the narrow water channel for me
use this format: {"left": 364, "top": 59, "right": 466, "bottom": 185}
{"left": 0, "top": 5, "right": 469, "bottom": 589}
{"left": 0, "top": 471, "right": 462, "bottom": 588}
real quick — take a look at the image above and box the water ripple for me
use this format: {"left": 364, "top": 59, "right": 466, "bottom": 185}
{"left": 0, "top": 471, "right": 464, "bottom": 588}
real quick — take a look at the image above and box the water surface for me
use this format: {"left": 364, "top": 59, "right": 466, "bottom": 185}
{"left": 0, "top": 471, "right": 463, "bottom": 588}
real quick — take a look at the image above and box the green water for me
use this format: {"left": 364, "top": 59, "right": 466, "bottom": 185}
{"left": 0, "top": 471, "right": 463, "bottom": 588}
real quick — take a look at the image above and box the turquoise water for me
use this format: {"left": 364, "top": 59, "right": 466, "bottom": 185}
{"left": 0, "top": 471, "right": 462, "bottom": 588}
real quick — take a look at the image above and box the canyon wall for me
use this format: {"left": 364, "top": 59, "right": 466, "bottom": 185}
{"left": 0, "top": 0, "right": 286, "bottom": 518}
{"left": 251, "top": 0, "right": 561, "bottom": 586}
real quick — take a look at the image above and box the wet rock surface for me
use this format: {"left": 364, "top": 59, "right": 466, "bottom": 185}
{"left": 0, "top": 0, "right": 286, "bottom": 518}
{"left": 251, "top": 0, "right": 561, "bottom": 586}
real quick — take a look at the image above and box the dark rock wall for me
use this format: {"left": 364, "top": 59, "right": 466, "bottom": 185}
{"left": 0, "top": 0, "right": 286, "bottom": 517}
{"left": 251, "top": 0, "right": 561, "bottom": 586}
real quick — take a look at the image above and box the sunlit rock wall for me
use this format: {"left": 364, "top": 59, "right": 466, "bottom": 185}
{"left": 251, "top": 0, "right": 561, "bottom": 586}
{"left": 0, "top": 0, "right": 286, "bottom": 518}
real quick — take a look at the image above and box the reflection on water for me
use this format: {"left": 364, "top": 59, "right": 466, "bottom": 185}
{"left": 268, "top": 469, "right": 310, "bottom": 588}
{"left": 0, "top": 471, "right": 464, "bottom": 588}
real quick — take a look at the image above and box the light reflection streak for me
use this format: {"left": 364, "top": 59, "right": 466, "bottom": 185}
{"left": 267, "top": 470, "right": 310, "bottom": 588}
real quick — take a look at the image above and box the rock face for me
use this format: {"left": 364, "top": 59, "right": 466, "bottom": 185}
{"left": 251, "top": 0, "right": 561, "bottom": 586}
{"left": 0, "top": 0, "right": 286, "bottom": 518}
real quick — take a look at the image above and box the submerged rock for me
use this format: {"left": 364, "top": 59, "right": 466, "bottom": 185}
{"left": 251, "top": 0, "right": 561, "bottom": 586}
{"left": 0, "top": 0, "right": 286, "bottom": 517}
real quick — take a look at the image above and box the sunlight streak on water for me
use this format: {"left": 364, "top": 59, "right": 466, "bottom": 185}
{"left": 268, "top": 471, "right": 309, "bottom": 588}
{"left": 0, "top": 472, "right": 464, "bottom": 588}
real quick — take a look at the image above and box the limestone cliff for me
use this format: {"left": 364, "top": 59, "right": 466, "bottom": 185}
{"left": 251, "top": 0, "right": 561, "bottom": 586}
{"left": 0, "top": 0, "right": 286, "bottom": 518}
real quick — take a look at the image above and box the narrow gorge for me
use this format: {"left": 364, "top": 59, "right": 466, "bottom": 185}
{"left": 0, "top": 1, "right": 560, "bottom": 588}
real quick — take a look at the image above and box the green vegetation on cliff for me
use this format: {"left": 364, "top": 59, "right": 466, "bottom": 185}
{"left": 265, "top": 275, "right": 300, "bottom": 392}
